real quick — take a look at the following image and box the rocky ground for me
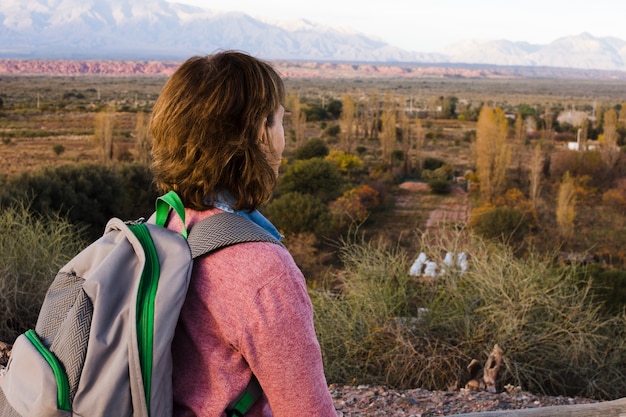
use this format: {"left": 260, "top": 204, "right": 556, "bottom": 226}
{"left": 329, "top": 384, "right": 599, "bottom": 416}
{"left": 0, "top": 340, "right": 601, "bottom": 416}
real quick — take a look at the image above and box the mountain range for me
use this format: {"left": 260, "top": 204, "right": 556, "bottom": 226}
{"left": 1, "top": 0, "right": 626, "bottom": 72}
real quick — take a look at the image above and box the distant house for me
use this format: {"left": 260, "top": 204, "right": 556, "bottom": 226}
{"left": 557, "top": 110, "right": 589, "bottom": 127}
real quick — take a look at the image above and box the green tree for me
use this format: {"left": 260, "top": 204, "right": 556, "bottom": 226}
{"left": 326, "top": 99, "right": 342, "bottom": 119}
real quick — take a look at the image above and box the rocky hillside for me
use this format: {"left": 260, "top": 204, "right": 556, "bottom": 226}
{"left": 0, "top": 59, "right": 181, "bottom": 76}
{"left": 3, "top": 59, "right": 626, "bottom": 80}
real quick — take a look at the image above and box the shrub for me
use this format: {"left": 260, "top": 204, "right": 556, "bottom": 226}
{"left": 329, "top": 185, "right": 380, "bottom": 228}
{"left": 324, "top": 150, "right": 363, "bottom": 175}
{"left": 325, "top": 124, "right": 341, "bottom": 138}
{"left": 264, "top": 192, "right": 333, "bottom": 236}
{"left": 602, "top": 188, "right": 626, "bottom": 213}
{"left": 0, "top": 205, "right": 87, "bottom": 342}
{"left": 52, "top": 144, "right": 65, "bottom": 156}
{"left": 421, "top": 166, "right": 450, "bottom": 181}
{"left": 311, "top": 229, "right": 626, "bottom": 399}
{"left": 586, "top": 267, "right": 626, "bottom": 315}
{"left": 0, "top": 163, "right": 156, "bottom": 239}
{"left": 427, "top": 178, "right": 451, "bottom": 194}
{"left": 278, "top": 159, "right": 344, "bottom": 203}
{"left": 391, "top": 149, "right": 404, "bottom": 163}
{"left": 469, "top": 205, "right": 530, "bottom": 245}
{"left": 294, "top": 138, "right": 329, "bottom": 160}
{"left": 423, "top": 157, "right": 446, "bottom": 171}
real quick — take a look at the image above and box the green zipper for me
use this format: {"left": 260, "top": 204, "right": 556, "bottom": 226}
{"left": 129, "top": 223, "right": 161, "bottom": 417}
{"left": 24, "top": 329, "right": 71, "bottom": 412}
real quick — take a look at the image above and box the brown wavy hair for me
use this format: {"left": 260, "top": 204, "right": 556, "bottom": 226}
{"left": 150, "top": 51, "right": 285, "bottom": 211}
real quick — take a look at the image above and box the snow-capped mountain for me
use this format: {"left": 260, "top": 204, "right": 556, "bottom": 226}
{"left": 0, "top": 0, "right": 441, "bottom": 62}
{"left": 438, "top": 33, "right": 626, "bottom": 71}
{"left": 1, "top": 0, "right": 626, "bottom": 72}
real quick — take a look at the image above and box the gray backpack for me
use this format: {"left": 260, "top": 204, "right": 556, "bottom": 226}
{"left": 0, "top": 191, "right": 277, "bottom": 417}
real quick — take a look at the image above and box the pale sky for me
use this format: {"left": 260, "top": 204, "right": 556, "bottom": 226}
{"left": 174, "top": 0, "right": 626, "bottom": 52}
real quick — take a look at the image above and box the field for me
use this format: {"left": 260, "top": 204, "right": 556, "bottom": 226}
{"left": 2, "top": 74, "right": 626, "bottom": 257}
{"left": 3, "top": 73, "right": 626, "bottom": 168}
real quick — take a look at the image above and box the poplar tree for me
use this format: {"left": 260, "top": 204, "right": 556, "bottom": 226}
{"left": 514, "top": 113, "right": 524, "bottom": 143}
{"left": 578, "top": 120, "right": 589, "bottom": 151}
{"left": 475, "top": 105, "right": 510, "bottom": 202}
{"left": 135, "top": 111, "right": 151, "bottom": 164}
{"left": 380, "top": 93, "right": 397, "bottom": 168}
{"left": 556, "top": 171, "right": 576, "bottom": 240}
{"left": 599, "top": 108, "right": 619, "bottom": 168}
{"left": 513, "top": 112, "right": 525, "bottom": 184}
{"left": 287, "top": 92, "right": 306, "bottom": 149}
{"left": 529, "top": 144, "right": 542, "bottom": 209}
{"left": 94, "top": 102, "right": 115, "bottom": 163}
{"left": 340, "top": 94, "right": 356, "bottom": 153}
{"left": 619, "top": 102, "right": 626, "bottom": 127}
{"left": 414, "top": 118, "right": 424, "bottom": 173}
{"left": 398, "top": 96, "right": 412, "bottom": 176}
{"left": 366, "top": 92, "right": 379, "bottom": 140}
{"left": 542, "top": 109, "right": 553, "bottom": 145}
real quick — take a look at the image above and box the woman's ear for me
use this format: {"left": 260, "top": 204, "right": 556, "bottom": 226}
{"left": 259, "top": 120, "right": 269, "bottom": 144}
{"left": 259, "top": 114, "right": 272, "bottom": 144}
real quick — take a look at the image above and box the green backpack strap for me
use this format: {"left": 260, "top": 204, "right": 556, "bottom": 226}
{"left": 154, "top": 192, "right": 278, "bottom": 416}
{"left": 155, "top": 191, "right": 188, "bottom": 239}
{"left": 225, "top": 375, "right": 263, "bottom": 417}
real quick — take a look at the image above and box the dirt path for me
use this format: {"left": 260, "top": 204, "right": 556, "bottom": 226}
{"left": 366, "top": 181, "right": 471, "bottom": 253}
{"left": 396, "top": 181, "right": 471, "bottom": 231}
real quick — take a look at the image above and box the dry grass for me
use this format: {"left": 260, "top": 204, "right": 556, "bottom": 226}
{"left": 312, "top": 227, "right": 626, "bottom": 399}
{"left": 0, "top": 204, "right": 86, "bottom": 342}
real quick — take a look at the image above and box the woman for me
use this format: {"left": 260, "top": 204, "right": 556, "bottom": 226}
{"left": 149, "top": 51, "right": 337, "bottom": 416}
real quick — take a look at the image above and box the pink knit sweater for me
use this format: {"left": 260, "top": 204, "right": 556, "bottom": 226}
{"left": 168, "top": 208, "right": 337, "bottom": 417}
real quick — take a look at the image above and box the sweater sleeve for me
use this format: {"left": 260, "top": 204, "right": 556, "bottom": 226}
{"left": 238, "top": 248, "right": 337, "bottom": 417}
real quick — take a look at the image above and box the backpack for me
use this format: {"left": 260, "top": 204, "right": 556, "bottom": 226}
{"left": 0, "top": 191, "right": 279, "bottom": 417}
